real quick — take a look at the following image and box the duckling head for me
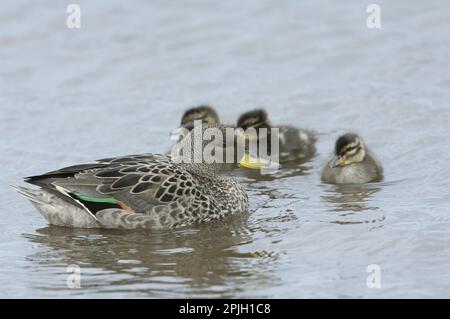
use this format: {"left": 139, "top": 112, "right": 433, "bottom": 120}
{"left": 331, "top": 133, "right": 366, "bottom": 168}
{"left": 236, "top": 108, "right": 271, "bottom": 131}
{"left": 180, "top": 105, "right": 219, "bottom": 130}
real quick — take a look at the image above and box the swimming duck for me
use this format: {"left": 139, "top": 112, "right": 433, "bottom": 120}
{"left": 321, "top": 133, "right": 383, "bottom": 184}
{"left": 236, "top": 108, "right": 317, "bottom": 162}
{"left": 180, "top": 105, "right": 219, "bottom": 130}
{"left": 173, "top": 105, "right": 220, "bottom": 142}
{"left": 14, "top": 125, "right": 259, "bottom": 229}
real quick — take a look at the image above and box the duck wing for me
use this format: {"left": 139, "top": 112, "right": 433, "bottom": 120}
{"left": 24, "top": 154, "right": 203, "bottom": 217}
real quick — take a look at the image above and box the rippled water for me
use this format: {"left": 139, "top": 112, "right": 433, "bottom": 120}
{"left": 1, "top": 0, "right": 450, "bottom": 298}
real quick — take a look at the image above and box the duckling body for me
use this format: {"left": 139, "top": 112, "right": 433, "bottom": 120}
{"left": 237, "top": 109, "right": 317, "bottom": 162}
{"left": 321, "top": 150, "right": 382, "bottom": 184}
{"left": 321, "top": 133, "right": 383, "bottom": 184}
{"left": 278, "top": 125, "right": 317, "bottom": 161}
{"left": 15, "top": 125, "right": 248, "bottom": 229}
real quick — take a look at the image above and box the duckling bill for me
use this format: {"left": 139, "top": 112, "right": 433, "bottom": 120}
{"left": 321, "top": 133, "right": 383, "bottom": 184}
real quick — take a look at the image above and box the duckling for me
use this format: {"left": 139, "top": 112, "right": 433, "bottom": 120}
{"left": 172, "top": 105, "right": 221, "bottom": 144}
{"left": 14, "top": 124, "right": 264, "bottom": 229}
{"left": 180, "top": 105, "right": 219, "bottom": 130}
{"left": 321, "top": 133, "right": 383, "bottom": 184}
{"left": 236, "top": 108, "right": 317, "bottom": 162}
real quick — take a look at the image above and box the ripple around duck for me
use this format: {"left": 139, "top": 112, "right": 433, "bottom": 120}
{"left": 20, "top": 215, "right": 281, "bottom": 297}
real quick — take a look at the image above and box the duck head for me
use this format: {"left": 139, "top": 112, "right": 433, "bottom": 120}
{"left": 236, "top": 108, "right": 271, "bottom": 132}
{"left": 331, "top": 133, "right": 367, "bottom": 168}
{"left": 171, "top": 123, "right": 271, "bottom": 172}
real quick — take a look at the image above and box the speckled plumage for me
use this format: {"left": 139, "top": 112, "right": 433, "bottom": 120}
{"left": 15, "top": 125, "right": 248, "bottom": 229}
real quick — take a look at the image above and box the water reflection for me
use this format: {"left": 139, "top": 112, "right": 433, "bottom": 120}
{"left": 321, "top": 184, "right": 385, "bottom": 226}
{"left": 22, "top": 214, "right": 280, "bottom": 297}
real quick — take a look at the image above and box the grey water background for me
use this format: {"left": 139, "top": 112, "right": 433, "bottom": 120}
{"left": 1, "top": 0, "right": 450, "bottom": 298}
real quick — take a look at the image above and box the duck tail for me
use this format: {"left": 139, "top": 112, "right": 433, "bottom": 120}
{"left": 13, "top": 185, "right": 100, "bottom": 228}
{"left": 12, "top": 185, "right": 48, "bottom": 205}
